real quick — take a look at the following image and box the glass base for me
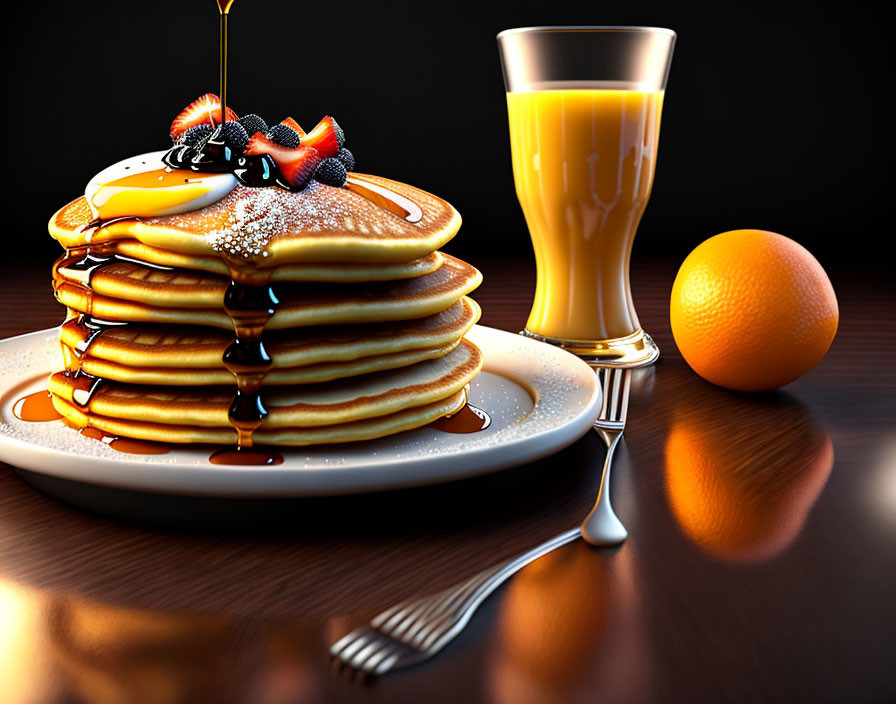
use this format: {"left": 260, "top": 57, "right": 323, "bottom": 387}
{"left": 520, "top": 327, "right": 660, "bottom": 368}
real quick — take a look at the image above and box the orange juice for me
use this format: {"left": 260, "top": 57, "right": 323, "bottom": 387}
{"left": 507, "top": 84, "right": 663, "bottom": 345}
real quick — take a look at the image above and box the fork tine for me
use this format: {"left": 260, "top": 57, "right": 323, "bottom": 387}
{"left": 618, "top": 369, "right": 631, "bottom": 423}
{"left": 372, "top": 601, "right": 413, "bottom": 630}
{"left": 347, "top": 634, "right": 391, "bottom": 670}
{"left": 359, "top": 640, "right": 404, "bottom": 674}
{"left": 336, "top": 628, "right": 377, "bottom": 662}
{"left": 372, "top": 648, "right": 405, "bottom": 676}
{"left": 608, "top": 368, "right": 619, "bottom": 421}
{"left": 598, "top": 367, "right": 610, "bottom": 419}
{"left": 330, "top": 628, "right": 365, "bottom": 659}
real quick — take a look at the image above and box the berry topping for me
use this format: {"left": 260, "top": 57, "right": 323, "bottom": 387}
{"left": 279, "top": 117, "right": 306, "bottom": 137}
{"left": 181, "top": 123, "right": 214, "bottom": 146}
{"left": 301, "top": 116, "right": 341, "bottom": 157}
{"left": 170, "top": 93, "right": 238, "bottom": 141}
{"left": 335, "top": 147, "right": 355, "bottom": 172}
{"left": 278, "top": 147, "right": 322, "bottom": 189}
{"left": 267, "top": 123, "right": 301, "bottom": 149}
{"left": 245, "top": 133, "right": 322, "bottom": 189}
{"left": 220, "top": 121, "right": 250, "bottom": 149}
{"left": 313, "top": 157, "right": 348, "bottom": 187}
{"left": 238, "top": 113, "right": 268, "bottom": 137}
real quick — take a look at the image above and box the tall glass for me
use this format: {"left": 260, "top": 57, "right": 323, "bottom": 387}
{"left": 498, "top": 27, "right": 675, "bottom": 367}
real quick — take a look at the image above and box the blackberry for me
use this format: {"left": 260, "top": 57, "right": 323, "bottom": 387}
{"left": 181, "top": 123, "right": 213, "bottom": 146}
{"left": 333, "top": 119, "right": 346, "bottom": 148}
{"left": 267, "top": 123, "right": 301, "bottom": 149}
{"left": 238, "top": 113, "right": 268, "bottom": 138}
{"left": 313, "top": 157, "right": 348, "bottom": 187}
{"left": 335, "top": 147, "right": 355, "bottom": 172}
{"left": 220, "top": 121, "right": 250, "bottom": 149}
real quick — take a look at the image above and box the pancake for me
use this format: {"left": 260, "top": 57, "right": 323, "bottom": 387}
{"left": 53, "top": 390, "right": 467, "bottom": 446}
{"left": 59, "top": 298, "right": 480, "bottom": 374}
{"left": 55, "top": 254, "right": 481, "bottom": 330}
{"left": 49, "top": 340, "right": 482, "bottom": 437}
{"left": 49, "top": 174, "right": 461, "bottom": 266}
{"left": 77, "top": 338, "right": 463, "bottom": 386}
{"left": 113, "top": 240, "right": 445, "bottom": 282}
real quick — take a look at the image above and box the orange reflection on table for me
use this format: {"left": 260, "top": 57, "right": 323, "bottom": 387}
{"left": 488, "top": 541, "right": 647, "bottom": 704}
{"left": 664, "top": 390, "right": 833, "bottom": 563}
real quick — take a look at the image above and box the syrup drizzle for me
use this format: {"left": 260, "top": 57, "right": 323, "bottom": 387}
{"left": 345, "top": 177, "right": 424, "bottom": 223}
{"left": 79, "top": 426, "right": 171, "bottom": 455}
{"left": 59, "top": 315, "right": 128, "bottom": 375}
{"left": 13, "top": 391, "right": 63, "bottom": 422}
{"left": 219, "top": 268, "right": 279, "bottom": 451}
{"left": 52, "top": 238, "right": 169, "bottom": 408}
{"left": 431, "top": 403, "right": 492, "bottom": 434}
{"left": 209, "top": 447, "right": 283, "bottom": 465}
{"left": 59, "top": 419, "right": 170, "bottom": 455}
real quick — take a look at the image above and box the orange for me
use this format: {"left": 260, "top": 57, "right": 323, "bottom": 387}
{"left": 670, "top": 229, "right": 838, "bottom": 391}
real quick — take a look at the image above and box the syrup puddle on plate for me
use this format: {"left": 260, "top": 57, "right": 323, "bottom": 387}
{"left": 209, "top": 448, "right": 284, "bottom": 466}
{"left": 431, "top": 403, "right": 492, "bottom": 433}
{"left": 13, "top": 391, "right": 63, "bottom": 422}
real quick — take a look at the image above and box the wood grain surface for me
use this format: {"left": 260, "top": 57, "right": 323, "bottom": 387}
{"left": 0, "top": 253, "right": 894, "bottom": 704}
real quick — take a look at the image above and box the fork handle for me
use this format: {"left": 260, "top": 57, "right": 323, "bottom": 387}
{"left": 580, "top": 429, "right": 628, "bottom": 546}
{"left": 485, "top": 527, "right": 581, "bottom": 587}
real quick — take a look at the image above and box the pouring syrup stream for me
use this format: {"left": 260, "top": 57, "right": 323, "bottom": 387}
{"left": 217, "top": 0, "right": 235, "bottom": 125}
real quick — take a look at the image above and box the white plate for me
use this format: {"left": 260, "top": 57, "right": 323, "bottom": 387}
{"left": 0, "top": 325, "right": 601, "bottom": 497}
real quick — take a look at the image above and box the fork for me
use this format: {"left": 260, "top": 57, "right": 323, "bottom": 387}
{"left": 330, "top": 367, "right": 632, "bottom": 676}
{"left": 580, "top": 367, "right": 631, "bottom": 545}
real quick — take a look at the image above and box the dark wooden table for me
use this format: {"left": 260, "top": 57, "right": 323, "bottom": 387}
{"left": 1, "top": 254, "right": 893, "bottom": 704}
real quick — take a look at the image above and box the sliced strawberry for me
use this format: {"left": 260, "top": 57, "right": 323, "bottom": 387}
{"left": 245, "top": 133, "right": 321, "bottom": 189}
{"left": 279, "top": 117, "right": 306, "bottom": 137}
{"left": 170, "top": 93, "right": 238, "bottom": 141}
{"left": 278, "top": 146, "right": 321, "bottom": 189}
{"left": 301, "top": 116, "right": 341, "bottom": 157}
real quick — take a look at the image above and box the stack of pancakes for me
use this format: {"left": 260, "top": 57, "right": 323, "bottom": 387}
{"left": 47, "top": 174, "right": 483, "bottom": 447}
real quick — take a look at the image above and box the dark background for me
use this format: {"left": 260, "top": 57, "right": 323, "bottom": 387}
{"left": 2, "top": 1, "right": 891, "bottom": 271}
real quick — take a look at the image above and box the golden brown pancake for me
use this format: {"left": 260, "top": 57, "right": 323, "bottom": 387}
{"left": 78, "top": 339, "right": 463, "bottom": 386}
{"left": 55, "top": 254, "right": 481, "bottom": 330}
{"left": 60, "top": 299, "right": 480, "bottom": 385}
{"left": 53, "top": 391, "right": 468, "bottom": 446}
{"left": 49, "top": 174, "right": 461, "bottom": 265}
{"left": 113, "top": 240, "right": 444, "bottom": 282}
{"left": 49, "top": 340, "right": 482, "bottom": 443}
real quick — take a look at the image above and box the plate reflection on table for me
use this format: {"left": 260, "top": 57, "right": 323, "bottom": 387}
{"left": 0, "top": 579, "right": 327, "bottom": 704}
{"left": 664, "top": 389, "right": 833, "bottom": 563}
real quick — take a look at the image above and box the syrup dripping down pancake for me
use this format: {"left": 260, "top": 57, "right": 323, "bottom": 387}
{"left": 60, "top": 298, "right": 480, "bottom": 385}
{"left": 49, "top": 175, "right": 461, "bottom": 265}
{"left": 49, "top": 340, "right": 482, "bottom": 441}
{"left": 55, "top": 255, "right": 481, "bottom": 329}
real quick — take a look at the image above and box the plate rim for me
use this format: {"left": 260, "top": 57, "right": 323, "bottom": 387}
{"left": 0, "top": 325, "right": 601, "bottom": 496}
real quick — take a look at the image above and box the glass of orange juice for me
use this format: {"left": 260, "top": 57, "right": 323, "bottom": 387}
{"left": 498, "top": 27, "right": 676, "bottom": 366}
